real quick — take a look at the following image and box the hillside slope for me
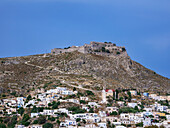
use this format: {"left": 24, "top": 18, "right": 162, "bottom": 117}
{"left": 0, "top": 51, "right": 169, "bottom": 97}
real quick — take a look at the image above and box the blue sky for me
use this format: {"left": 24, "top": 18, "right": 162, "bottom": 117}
{"left": 0, "top": 0, "right": 170, "bottom": 78}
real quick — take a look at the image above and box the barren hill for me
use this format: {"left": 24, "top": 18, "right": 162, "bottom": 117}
{"left": 0, "top": 43, "right": 169, "bottom": 97}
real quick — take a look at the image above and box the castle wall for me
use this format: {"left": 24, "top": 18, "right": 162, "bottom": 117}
{"left": 51, "top": 42, "right": 126, "bottom": 57}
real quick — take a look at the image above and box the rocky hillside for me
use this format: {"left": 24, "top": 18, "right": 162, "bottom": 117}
{"left": 0, "top": 50, "right": 169, "bottom": 97}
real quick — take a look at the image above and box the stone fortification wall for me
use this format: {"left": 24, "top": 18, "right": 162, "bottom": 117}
{"left": 51, "top": 46, "right": 85, "bottom": 55}
{"left": 51, "top": 41, "right": 126, "bottom": 57}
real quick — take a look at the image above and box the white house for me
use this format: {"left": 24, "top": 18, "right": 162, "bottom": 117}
{"left": 166, "top": 114, "right": 170, "bottom": 120}
{"left": 120, "top": 113, "right": 144, "bottom": 124}
{"left": 15, "top": 125, "right": 25, "bottom": 128}
{"left": 112, "top": 122, "right": 121, "bottom": 126}
{"left": 54, "top": 108, "right": 70, "bottom": 114}
{"left": 65, "top": 119, "right": 77, "bottom": 126}
{"left": 130, "top": 90, "right": 137, "bottom": 96}
{"left": 31, "top": 113, "right": 40, "bottom": 118}
{"left": 17, "top": 97, "right": 24, "bottom": 108}
{"left": 127, "top": 103, "right": 137, "bottom": 108}
{"left": 68, "top": 99, "right": 79, "bottom": 104}
{"left": 156, "top": 106, "right": 168, "bottom": 112}
{"left": 82, "top": 105, "right": 89, "bottom": 112}
{"left": 97, "top": 122, "right": 107, "bottom": 128}
{"left": 88, "top": 102, "right": 98, "bottom": 107}
{"left": 143, "top": 118, "right": 151, "bottom": 127}
{"left": 24, "top": 99, "right": 36, "bottom": 108}
{"left": 29, "top": 125, "right": 42, "bottom": 128}
{"left": 106, "top": 107, "right": 118, "bottom": 113}
{"left": 120, "top": 113, "right": 131, "bottom": 124}
{"left": 62, "top": 90, "right": 74, "bottom": 95}
{"left": 42, "top": 109, "right": 54, "bottom": 115}
{"left": 98, "top": 111, "right": 106, "bottom": 117}
{"left": 144, "top": 107, "right": 153, "bottom": 112}
{"left": 116, "top": 126, "right": 127, "bottom": 128}
{"left": 69, "top": 113, "right": 101, "bottom": 123}
{"left": 80, "top": 97, "right": 89, "bottom": 101}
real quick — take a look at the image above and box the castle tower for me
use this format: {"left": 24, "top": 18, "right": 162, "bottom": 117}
{"left": 102, "top": 89, "right": 106, "bottom": 103}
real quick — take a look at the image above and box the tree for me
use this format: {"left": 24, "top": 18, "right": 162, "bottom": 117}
{"left": 56, "top": 119, "right": 60, "bottom": 125}
{"left": 76, "top": 118, "right": 81, "bottom": 122}
{"left": 26, "top": 95, "right": 32, "bottom": 101}
{"left": 111, "top": 124, "right": 115, "bottom": 128}
{"left": 159, "top": 125, "right": 165, "bottom": 128}
{"left": 17, "top": 107, "right": 25, "bottom": 116}
{"left": 38, "top": 115, "right": 46, "bottom": 124}
{"left": 136, "top": 122, "right": 143, "bottom": 127}
{"left": 122, "top": 47, "right": 126, "bottom": 52}
{"left": 43, "top": 123, "right": 53, "bottom": 128}
{"left": 89, "top": 108, "right": 94, "bottom": 113}
{"left": 68, "top": 106, "right": 86, "bottom": 114}
{"left": 8, "top": 115, "right": 17, "bottom": 128}
{"left": 73, "top": 87, "right": 76, "bottom": 91}
{"left": 31, "top": 106, "right": 38, "bottom": 113}
{"left": 110, "top": 111, "right": 118, "bottom": 115}
{"left": 80, "top": 100, "right": 86, "bottom": 104}
{"left": 82, "top": 119, "right": 86, "bottom": 124}
{"left": 119, "top": 107, "right": 139, "bottom": 114}
{"left": 115, "top": 89, "right": 119, "bottom": 99}
{"left": 33, "top": 120, "right": 38, "bottom": 124}
{"left": 119, "top": 97, "right": 123, "bottom": 101}
{"left": 102, "top": 47, "right": 106, "bottom": 52}
{"left": 134, "top": 106, "right": 139, "bottom": 111}
{"left": 0, "top": 123, "right": 6, "bottom": 128}
{"left": 49, "top": 117, "right": 55, "bottom": 121}
{"left": 52, "top": 102, "right": 60, "bottom": 109}
{"left": 48, "top": 103, "right": 52, "bottom": 107}
{"left": 22, "top": 114, "right": 30, "bottom": 123}
{"left": 116, "top": 51, "right": 120, "bottom": 54}
{"left": 127, "top": 91, "right": 131, "bottom": 102}
{"left": 86, "top": 90, "right": 94, "bottom": 96}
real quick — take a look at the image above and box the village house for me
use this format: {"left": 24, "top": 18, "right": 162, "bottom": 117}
{"left": 31, "top": 113, "right": 40, "bottom": 118}
{"left": 112, "top": 122, "right": 121, "bottom": 127}
{"left": 88, "top": 102, "right": 99, "bottom": 107}
{"left": 143, "top": 118, "right": 151, "bottom": 127}
{"left": 54, "top": 108, "right": 70, "bottom": 115}
{"left": 80, "top": 97, "right": 89, "bottom": 101}
{"left": 105, "top": 89, "right": 115, "bottom": 97}
{"left": 130, "top": 90, "right": 137, "bottom": 96}
{"left": 28, "top": 124, "right": 43, "bottom": 128}
{"left": 144, "top": 107, "right": 153, "bottom": 112}
{"left": 62, "top": 90, "right": 74, "bottom": 95}
{"left": 41, "top": 109, "right": 54, "bottom": 116}
{"left": 60, "top": 119, "right": 77, "bottom": 127}
{"left": 17, "top": 97, "right": 25, "bottom": 108}
{"left": 98, "top": 111, "right": 106, "bottom": 118}
{"left": 24, "top": 99, "right": 36, "bottom": 108}
{"left": 69, "top": 113, "right": 101, "bottom": 123}
{"left": 120, "top": 113, "right": 144, "bottom": 125}
{"left": 15, "top": 125, "right": 25, "bottom": 128}
{"left": 156, "top": 105, "right": 168, "bottom": 112}
{"left": 105, "top": 116, "right": 118, "bottom": 122}
{"left": 143, "top": 92, "right": 149, "bottom": 97}
{"left": 127, "top": 103, "right": 137, "bottom": 108}
{"left": 106, "top": 107, "right": 118, "bottom": 113}
{"left": 97, "top": 122, "right": 107, "bottom": 128}
{"left": 117, "top": 101, "right": 124, "bottom": 107}
{"left": 82, "top": 105, "right": 90, "bottom": 112}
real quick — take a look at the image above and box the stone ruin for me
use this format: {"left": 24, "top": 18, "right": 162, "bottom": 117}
{"left": 51, "top": 41, "right": 126, "bottom": 57}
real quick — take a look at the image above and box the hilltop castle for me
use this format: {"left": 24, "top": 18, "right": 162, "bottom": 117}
{"left": 51, "top": 41, "right": 126, "bottom": 57}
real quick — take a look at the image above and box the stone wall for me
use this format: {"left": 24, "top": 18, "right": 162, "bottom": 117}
{"left": 51, "top": 42, "right": 126, "bottom": 57}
